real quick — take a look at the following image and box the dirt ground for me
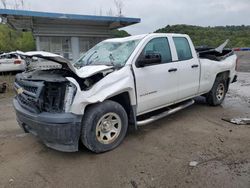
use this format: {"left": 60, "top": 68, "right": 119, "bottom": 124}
{"left": 0, "top": 53, "right": 249, "bottom": 188}
{"left": 236, "top": 51, "right": 250, "bottom": 72}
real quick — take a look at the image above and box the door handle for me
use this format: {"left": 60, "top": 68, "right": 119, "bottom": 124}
{"left": 191, "top": 64, "right": 199, "bottom": 68}
{"left": 168, "top": 68, "right": 178, "bottom": 72}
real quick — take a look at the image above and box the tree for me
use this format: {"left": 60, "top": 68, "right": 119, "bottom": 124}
{"left": 20, "top": 0, "right": 24, "bottom": 9}
{"left": 155, "top": 24, "right": 250, "bottom": 47}
{"left": 0, "top": 24, "right": 35, "bottom": 52}
{"left": 1, "top": 0, "right": 25, "bottom": 10}
{"left": 0, "top": 0, "right": 7, "bottom": 9}
{"left": 106, "top": 8, "right": 114, "bottom": 17}
{"left": 13, "top": 0, "right": 20, "bottom": 9}
{"left": 104, "top": 0, "right": 124, "bottom": 17}
{"left": 99, "top": 7, "right": 103, "bottom": 16}
{"left": 111, "top": 30, "right": 130, "bottom": 38}
{"left": 113, "top": 0, "right": 124, "bottom": 17}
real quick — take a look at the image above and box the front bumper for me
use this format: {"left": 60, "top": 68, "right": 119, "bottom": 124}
{"left": 13, "top": 98, "right": 82, "bottom": 152}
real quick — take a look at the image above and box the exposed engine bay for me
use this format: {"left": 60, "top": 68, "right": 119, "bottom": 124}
{"left": 14, "top": 68, "right": 114, "bottom": 113}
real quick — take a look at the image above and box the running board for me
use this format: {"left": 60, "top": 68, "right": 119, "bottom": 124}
{"left": 137, "top": 99, "right": 195, "bottom": 126}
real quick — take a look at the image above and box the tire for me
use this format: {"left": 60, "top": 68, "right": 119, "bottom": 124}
{"left": 81, "top": 100, "right": 128, "bottom": 153}
{"left": 206, "top": 77, "right": 227, "bottom": 106}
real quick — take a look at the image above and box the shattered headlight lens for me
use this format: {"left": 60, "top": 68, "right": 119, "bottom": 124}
{"left": 64, "top": 83, "right": 77, "bottom": 113}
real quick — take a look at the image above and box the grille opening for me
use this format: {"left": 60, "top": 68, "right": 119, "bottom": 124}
{"left": 17, "top": 93, "right": 40, "bottom": 113}
{"left": 22, "top": 85, "right": 38, "bottom": 94}
{"left": 43, "top": 82, "right": 67, "bottom": 113}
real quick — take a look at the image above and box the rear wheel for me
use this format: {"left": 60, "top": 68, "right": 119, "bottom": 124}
{"left": 206, "top": 77, "right": 227, "bottom": 106}
{"left": 81, "top": 100, "right": 128, "bottom": 153}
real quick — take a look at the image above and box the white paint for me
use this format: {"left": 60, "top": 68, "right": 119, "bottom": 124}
{"left": 67, "top": 66, "right": 136, "bottom": 115}
{"left": 198, "top": 54, "right": 237, "bottom": 94}
{"left": 75, "top": 65, "right": 114, "bottom": 78}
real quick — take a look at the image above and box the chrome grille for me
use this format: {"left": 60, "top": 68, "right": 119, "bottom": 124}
{"left": 14, "top": 75, "right": 44, "bottom": 113}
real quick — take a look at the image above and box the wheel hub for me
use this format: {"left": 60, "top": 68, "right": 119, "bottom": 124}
{"left": 101, "top": 120, "right": 112, "bottom": 132}
{"left": 96, "top": 112, "right": 122, "bottom": 144}
{"left": 216, "top": 83, "right": 225, "bottom": 101}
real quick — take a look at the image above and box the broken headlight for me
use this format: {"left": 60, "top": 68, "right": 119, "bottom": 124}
{"left": 63, "top": 83, "right": 77, "bottom": 113}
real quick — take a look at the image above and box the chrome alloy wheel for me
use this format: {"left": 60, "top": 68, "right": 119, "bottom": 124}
{"left": 96, "top": 113, "right": 122, "bottom": 144}
{"left": 216, "top": 83, "right": 225, "bottom": 101}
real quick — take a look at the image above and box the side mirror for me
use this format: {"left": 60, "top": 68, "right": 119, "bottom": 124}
{"left": 137, "top": 52, "right": 162, "bottom": 67}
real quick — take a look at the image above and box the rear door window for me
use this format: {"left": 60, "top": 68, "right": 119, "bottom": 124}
{"left": 173, "top": 37, "right": 192, "bottom": 61}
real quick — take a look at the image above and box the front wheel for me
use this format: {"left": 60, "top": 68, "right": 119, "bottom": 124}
{"left": 81, "top": 100, "right": 128, "bottom": 153}
{"left": 206, "top": 77, "right": 227, "bottom": 106}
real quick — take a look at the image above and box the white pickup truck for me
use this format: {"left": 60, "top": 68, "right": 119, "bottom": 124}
{"left": 13, "top": 33, "right": 238, "bottom": 153}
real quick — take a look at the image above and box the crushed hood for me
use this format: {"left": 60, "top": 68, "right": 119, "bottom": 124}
{"left": 15, "top": 50, "right": 74, "bottom": 71}
{"left": 75, "top": 65, "right": 114, "bottom": 78}
{"left": 13, "top": 51, "right": 114, "bottom": 78}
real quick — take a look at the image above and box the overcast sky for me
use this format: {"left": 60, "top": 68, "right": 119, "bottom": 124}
{"left": 4, "top": 0, "right": 250, "bottom": 34}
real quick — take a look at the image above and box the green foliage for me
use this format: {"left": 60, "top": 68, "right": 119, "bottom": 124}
{"left": 155, "top": 24, "right": 250, "bottom": 48}
{"left": 0, "top": 24, "right": 35, "bottom": 53}
{"left": 111, "top": 29, "right": 130, "bottom": 38}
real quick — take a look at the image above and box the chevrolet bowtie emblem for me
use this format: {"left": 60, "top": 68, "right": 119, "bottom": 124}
{"left": 16, "top": 88, "right": 24, "bottom": 94}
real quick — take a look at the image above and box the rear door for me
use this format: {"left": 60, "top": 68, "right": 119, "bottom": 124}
{"left": 133, "top": 37, "right": 180, "bottom": 115}
{"left": 172, "top": 37, "right": 200, "bottom": 99}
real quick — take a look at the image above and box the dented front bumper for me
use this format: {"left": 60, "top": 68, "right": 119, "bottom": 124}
{"left": 13, "top": 98, "right": 82, "bottom": 152}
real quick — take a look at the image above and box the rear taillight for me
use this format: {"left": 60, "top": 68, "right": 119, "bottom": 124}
{"left": 14, "top": 60, "right": 22, "bottom": 64}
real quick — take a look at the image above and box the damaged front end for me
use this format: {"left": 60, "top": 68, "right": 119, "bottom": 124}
{"left": 14, "top": 65, "right": 117, "bottom": 152}
{"left": 14, "top": 67, "right": 112, "bottom": 114}
{"left": 13, "top": 51, "right": 116, "bottom": 152}
{"left": 14, "top": 69, "right": 82, "bottom": 152}
{"left": 13, "top": 45, "right": 136, "bottom": 152}
{"left": 15, "top": 69, "right": 77, "bottom": 113}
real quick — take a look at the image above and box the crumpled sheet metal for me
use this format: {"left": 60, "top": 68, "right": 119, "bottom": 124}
{"left": 67, "top": 66, "right": 136, "bottom": 115}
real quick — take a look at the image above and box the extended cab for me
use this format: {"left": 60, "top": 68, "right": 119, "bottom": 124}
{"left": 13, "top": 34, "right": 238, "bottom": 153}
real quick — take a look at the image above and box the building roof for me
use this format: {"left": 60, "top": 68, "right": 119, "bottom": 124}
{"left": 0, "top": 9, "right": 140, "bottom": 24}
{"left": 0, "top": 9, "right": 140, "bottom": 34}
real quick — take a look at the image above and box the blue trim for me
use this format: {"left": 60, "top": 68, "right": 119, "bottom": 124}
{"left": 0, "top": 9, "right": 140, "bottom": 24}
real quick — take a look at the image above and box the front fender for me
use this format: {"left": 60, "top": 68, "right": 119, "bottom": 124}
{"left": 67, "top": 66, "right": 136, "bottom": 115}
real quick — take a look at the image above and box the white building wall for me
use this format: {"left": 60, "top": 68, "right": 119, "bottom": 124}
{"left": 71, "top": 37, "right": 80, "bottom": 61}
{"left": 32, "top": 19, "right": 112, "bottom": 61}
{"left": 35, "top": 36, "right": 41, "bottom": 51}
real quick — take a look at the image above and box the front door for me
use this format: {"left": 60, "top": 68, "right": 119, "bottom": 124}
{"left": 133, "top": 37, "right": 180, "bottom": 115}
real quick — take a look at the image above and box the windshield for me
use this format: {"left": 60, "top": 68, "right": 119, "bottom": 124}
{"left": 74, "top": 39, "right": 141, "bottom": 68}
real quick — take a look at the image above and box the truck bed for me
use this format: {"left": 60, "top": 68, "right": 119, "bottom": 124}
{"left": 196, "top": 47, "right": 234, "bottom": 61}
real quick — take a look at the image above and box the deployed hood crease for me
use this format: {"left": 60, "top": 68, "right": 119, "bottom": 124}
{"left": 12, "top": 51, "right": 114, "bottom": 78}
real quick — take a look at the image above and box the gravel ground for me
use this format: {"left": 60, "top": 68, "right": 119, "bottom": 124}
{"left": 235, "top": 51, "right": 250, "bottom": 72}
{"left": 0, "top": 53, "right": 249, "bottom": 188}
